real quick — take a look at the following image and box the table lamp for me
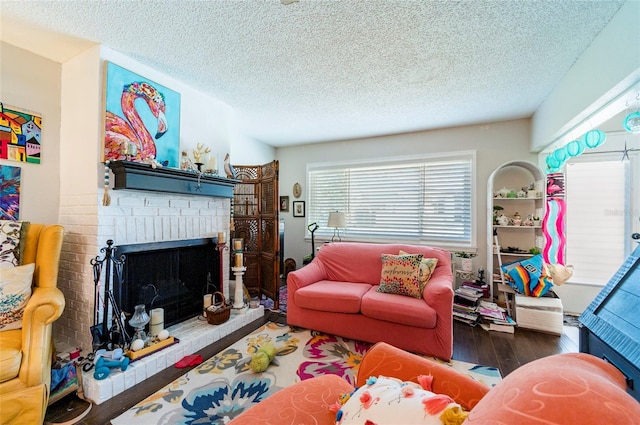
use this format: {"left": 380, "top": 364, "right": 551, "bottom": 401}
{"left": 327, "top": 211, "right": 346, "bottom": 242}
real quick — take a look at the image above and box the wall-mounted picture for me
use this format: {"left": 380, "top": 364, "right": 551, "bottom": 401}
{"left": 103, "top": 61, "right": 181, "bottom": 168}
{"left": 280, "top": 196, "right": 289, "bottom": 212}
{"left": 293, "top": 201, "right": 305, "bottom": 217}
{"left": 0, "top": 103, "right": 42, "bottom": 164}
{"left": 0, "top": 165, "right": 21, "bottom": 220}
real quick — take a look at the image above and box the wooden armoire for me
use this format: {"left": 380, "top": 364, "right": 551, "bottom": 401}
{"left": 231, "top": 161, "right": 280, "bottom": 308}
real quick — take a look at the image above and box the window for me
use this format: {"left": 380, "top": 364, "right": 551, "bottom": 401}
{"left": 565, "top": 157, "right": 631, "bottom": 285}
{"left": 307, "top": 152, "right": 476, "bottom": 247}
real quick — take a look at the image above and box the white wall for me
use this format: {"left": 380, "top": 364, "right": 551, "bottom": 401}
{"left": 276, "top": 119, "right": 536, "bottom": 269}
{"left": 530, "top": 1, "right": 640, "bottom": 314}
{"left": 0, "top": 42, "right": 61, "bottom": 224}
{"left": 101, "top": 47, "right": 237, "bottom": 166}
{"left": 531, "top": 0, "right": 640, "bottom": 152}
{"left": 232, "top": 130, "right": 276, "bottom": 165}
{"left": 54, "top": 46, "right": 259, "bottom": 350}
{"left": 0, "top": 41, "right": 273, "bottom": 349}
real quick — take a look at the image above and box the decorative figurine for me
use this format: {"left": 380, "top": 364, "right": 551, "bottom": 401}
{"left": 224, "top": 153, "right": 236, "bottom": 178}
{"left": 180, "top": 151, "right": 195, "bottom": 171}
{"left": 193, "top": 143, "right": 211, "bottom": 171}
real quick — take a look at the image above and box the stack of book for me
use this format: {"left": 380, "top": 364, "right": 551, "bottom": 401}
{"left": 453, "top": 285, "right": 484, "bottom": 326}
{"left": 477, "top": 300, "right": 517, "bottom": 333}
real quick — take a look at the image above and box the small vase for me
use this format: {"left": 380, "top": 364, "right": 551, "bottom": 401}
{"left": 461, "top": 258, "right": 473, "bottom": 272}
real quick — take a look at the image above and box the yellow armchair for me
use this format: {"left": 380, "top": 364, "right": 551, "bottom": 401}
{"left": 0, "top": 224, "right": 65, "bottom": 425}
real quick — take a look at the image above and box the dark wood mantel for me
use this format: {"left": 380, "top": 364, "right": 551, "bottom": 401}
{"left": 108, "top": 160, "right": 239, "bottom": 198}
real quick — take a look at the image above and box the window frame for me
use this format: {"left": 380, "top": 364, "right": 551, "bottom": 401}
{"left": 306, "top": 151, "right": 477, "bottom": 250}
{"left": 563, "top": 147, "right": 638, "bottom": 286}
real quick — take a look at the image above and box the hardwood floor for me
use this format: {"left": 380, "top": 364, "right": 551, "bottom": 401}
{"left": 45, "top": 312, "right": 579, "bottom": 425}
{"left": 452, "top": 319, "right": 579, "bottom": 376}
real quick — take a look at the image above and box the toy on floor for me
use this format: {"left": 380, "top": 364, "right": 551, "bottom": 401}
{"left": 249, "top": 342, "right": 277, "bottom": 373}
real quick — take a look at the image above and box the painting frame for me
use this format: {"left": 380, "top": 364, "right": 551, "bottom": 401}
{"left": 103, "top": 61, "right": 181, "bottom": 168}
{"left": 293, "top": 201, "right": 305, "bottom": 217}
{"left": 280, "top": 196, "right": 289, "bottom": 212}
{"left": 0, "top": 165, "right": 21, "bottom": 220}
{"left": 0, "top": 103, "right": 42, "bottom": 164}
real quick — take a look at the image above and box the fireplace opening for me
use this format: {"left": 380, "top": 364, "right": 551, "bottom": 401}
{"left": 113, "top": 238, "right": 220, "bottom": 330}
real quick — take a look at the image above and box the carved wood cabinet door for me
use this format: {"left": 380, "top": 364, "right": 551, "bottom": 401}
{"left": 232, "top": 161, "right": 280, "bottom": 308}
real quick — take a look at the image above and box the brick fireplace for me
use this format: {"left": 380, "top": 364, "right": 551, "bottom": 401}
{"left": 55, "top": 185, "right": 232, "bottom": 354}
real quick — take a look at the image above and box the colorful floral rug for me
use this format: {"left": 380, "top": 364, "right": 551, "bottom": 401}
{"left": 259, "top": 284, "right": 287, "bottom": 312}
{"left": 111, "top": 322, "right": 501, "bottom": 425}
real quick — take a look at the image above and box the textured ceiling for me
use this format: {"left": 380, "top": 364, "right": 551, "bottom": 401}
{"left": 0, "top": 0, "right": 626, "bottom": 147}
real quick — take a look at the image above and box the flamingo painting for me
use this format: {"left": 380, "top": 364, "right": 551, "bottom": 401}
{"left": 105, "top": 82, "right": 166, "bottom": 162}
{"left": 103, "top": 62, "right": 180, "bottom": 167}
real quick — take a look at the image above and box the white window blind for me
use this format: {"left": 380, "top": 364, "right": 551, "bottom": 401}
{"left": 308, "top": 153, "right": 475, "bottom": 246}
{"left": 565, "top": 160, "right": 629, "bottom": 285}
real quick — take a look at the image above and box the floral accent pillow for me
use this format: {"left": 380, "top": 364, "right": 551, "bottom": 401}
{"left": 377, "top": 253, "right": 423, "bottom": 298}
{"left": 334, "top": 375, "right": 468, "bottom": 425}
{"left": 0, "top": 221, "right": 25, "bottom": 268}
{"left": 399, "top": 250, "right": 438, "bottom": 286}
{"left": 0, "top": 263, "right": 35, "bottom": 331}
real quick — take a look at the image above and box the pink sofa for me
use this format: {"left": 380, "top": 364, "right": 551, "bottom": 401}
{"left": 287, "top": 242, "right": 453, "bottom": 360}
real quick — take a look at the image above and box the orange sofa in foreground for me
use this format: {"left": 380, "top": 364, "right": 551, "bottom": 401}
{"left": 229, "top": 342, "right": 640, "bottom": 425}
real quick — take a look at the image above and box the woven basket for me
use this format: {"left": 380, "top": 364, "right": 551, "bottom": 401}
{"left": 204, "top": 292, "right": 231, "bottom": 325}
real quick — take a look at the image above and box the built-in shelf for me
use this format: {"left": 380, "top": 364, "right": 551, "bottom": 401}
{"left": 493, "top": 225, "right": 542, "bottom": 229}
{"left": 497, "top": 252, "right": 534, "bottom": 257}
{"left": 493, "top": 197, "right": 543, "bottom": 200}
{"left": 108, "top": 160, "right": 239, "bottom": 198}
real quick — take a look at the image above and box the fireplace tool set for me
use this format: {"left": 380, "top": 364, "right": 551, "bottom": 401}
{"left": 81, "top": 240, "right": 132, "bottom": 376}
{"left": 81, "top": 240, "right": 179, "bottom": 379}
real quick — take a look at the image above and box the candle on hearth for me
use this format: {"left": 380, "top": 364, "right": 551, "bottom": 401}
{"left": 233, "top": 239, "right": 243, "bottom": 251}
{"left": 217, "top": 231, "right": 226, "bottom": 244}
{"left": 235, "top": 252, "right": 243, "bottom": 267}
{"left": 149, "top": 308, "right": 164, "bottom": 337}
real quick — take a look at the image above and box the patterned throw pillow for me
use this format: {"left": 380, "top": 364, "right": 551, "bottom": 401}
{"left": 377, "top": 253, "right": 424, "bottom": 298}
{"left": 0, "top": 263, "right": 35, "bottom": 331}
{"left": 335, "top": 375, "right": 468, "bottom": 425}
{"left": 399, "top": 250, "right": 438, "bottom": 285}
{"left": 0, "top": 221, "right": 25, "bottom": 268}
{"left": 501, "top": 254, "right": 553, "bottom": 297}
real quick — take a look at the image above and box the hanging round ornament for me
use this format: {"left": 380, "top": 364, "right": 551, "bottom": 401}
{"left": 566, "top": 139, "right": 585, "bottom": 157}
{"left": 553, "top": 146, "right": 568, "bottom": 162}
{"left": 546, "top": 154, "right": 562, "bottom": 171}
{"left": 583, "top": 129, "right": 606, "bottom": 148}
{"left": 623, "top": 111, "right": 640, "bottom": 134}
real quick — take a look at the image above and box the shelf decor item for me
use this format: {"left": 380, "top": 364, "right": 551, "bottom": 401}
{"left": 204, "top": 292, "right": 230, "bottom": 325}
{"left": 128, "top": 304, "right": 150, "bottom": 343}
{"left": 231, "top": 238, "right": 247, "bottom": 309}
{"left": 455, "top": 252, "right": 476, "bottom": 272}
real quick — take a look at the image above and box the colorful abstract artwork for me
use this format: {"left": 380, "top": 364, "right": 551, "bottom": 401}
{"left": 103, "top": 62, "right": 181, "bottom": 168}
{"left": 0, "top": 165, "right": 21, "bottom": 220}
{"left": 0, "top": 103, "right": 42, "bottom": 164}
{"left": 543, "top": 173, "right": 566, "bottom": 264}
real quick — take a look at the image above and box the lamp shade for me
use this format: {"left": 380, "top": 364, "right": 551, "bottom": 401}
{"left": 327, "top": 211, "right": 346, "bottom": 228}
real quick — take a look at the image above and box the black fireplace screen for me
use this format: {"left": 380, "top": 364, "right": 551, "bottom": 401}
{"left": 113, "top": 239, "right": 219, "bottom": 329}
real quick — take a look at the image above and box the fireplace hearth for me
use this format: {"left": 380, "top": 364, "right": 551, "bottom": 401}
{"left": 111, "top": 238, "right": 221, "bottom": 332}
